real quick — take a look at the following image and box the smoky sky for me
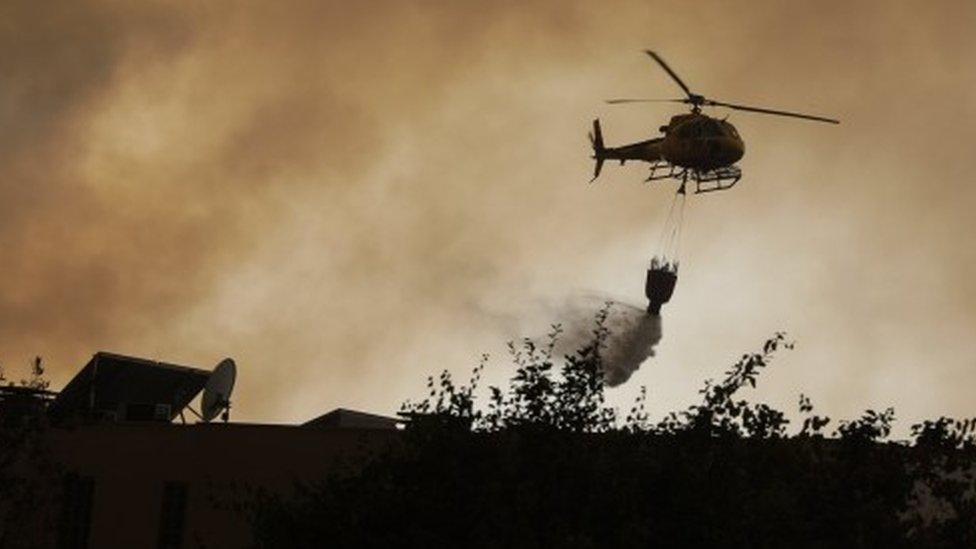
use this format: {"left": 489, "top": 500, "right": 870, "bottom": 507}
{"left": 2, "top": 1, "right": 975, "bottom": 429}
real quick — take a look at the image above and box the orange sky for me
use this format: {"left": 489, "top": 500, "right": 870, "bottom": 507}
{"left": 2, "top": 0, "right": 975, "bottom": 433}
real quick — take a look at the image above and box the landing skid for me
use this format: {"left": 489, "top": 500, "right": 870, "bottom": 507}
{"left": 645, "top": 162, "right": 741, "bottom": 194}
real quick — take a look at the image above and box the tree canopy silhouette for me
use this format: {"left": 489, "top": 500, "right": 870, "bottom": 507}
{"left": 247, "top": 306, "right": 976, "bottom": 548}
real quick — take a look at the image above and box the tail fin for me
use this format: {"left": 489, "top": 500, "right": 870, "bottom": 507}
{"left": 589, "top": 119, "right": 606, "bottom": 182}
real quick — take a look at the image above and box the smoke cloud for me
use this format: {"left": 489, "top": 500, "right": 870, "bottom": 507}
{"left": 2, "top": 1, "right": 976, "bottom": 429}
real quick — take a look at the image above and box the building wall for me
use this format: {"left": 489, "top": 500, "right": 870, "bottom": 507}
{"left": 46, "top": 423, "right": 398, "bottom": 548}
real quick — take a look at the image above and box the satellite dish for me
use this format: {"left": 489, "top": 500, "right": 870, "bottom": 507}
{"left": 202, "top": 358, "right": 236, "bottom": 423}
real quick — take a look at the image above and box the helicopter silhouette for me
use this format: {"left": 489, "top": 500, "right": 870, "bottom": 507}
{"left": 590, "top": 51, "right": 839, "bottom": 194}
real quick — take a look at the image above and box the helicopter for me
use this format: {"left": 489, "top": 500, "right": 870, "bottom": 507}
{"left": 589, "top": 51, "right": 839, "bottom": 193}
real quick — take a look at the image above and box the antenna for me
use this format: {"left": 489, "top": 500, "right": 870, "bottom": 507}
{"left": 202, "top": 358, "right": 237, "bottom": 423}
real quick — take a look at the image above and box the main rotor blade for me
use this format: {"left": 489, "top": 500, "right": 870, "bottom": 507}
{"left": 707, "top": 100, "right": 839, "bottom": 124}
{"left": 645, "top": 50, "right": 693, "bottom": 98}
{"left": 606, "top": 98, "right": 685, "bottom": 105}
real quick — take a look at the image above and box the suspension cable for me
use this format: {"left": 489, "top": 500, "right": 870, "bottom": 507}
{"left": 655, "top": 188, "right": 686, "bottom": 265}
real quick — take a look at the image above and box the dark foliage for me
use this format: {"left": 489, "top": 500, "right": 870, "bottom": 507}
{"left": 0, "top": 358, "right": 58, "bottom": 549}
{"left": 240, "top": 308, "right": 976, "bottom": 547}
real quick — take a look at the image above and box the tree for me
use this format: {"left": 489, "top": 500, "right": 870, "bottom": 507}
{"left": 0, "top": 357, "right": 58, "bottom": 549}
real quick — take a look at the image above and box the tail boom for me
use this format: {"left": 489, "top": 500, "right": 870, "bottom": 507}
{"left": 588, "top": 119, "right": 664, "bottom": 181}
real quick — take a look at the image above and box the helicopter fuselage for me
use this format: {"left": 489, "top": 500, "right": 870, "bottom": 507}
{"left": 660, "top": 113, "right": 744, "bottom": 171}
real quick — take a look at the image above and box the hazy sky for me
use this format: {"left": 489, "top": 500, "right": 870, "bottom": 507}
{"left": 2, "top": 0, "right": 974, "bottom": 432}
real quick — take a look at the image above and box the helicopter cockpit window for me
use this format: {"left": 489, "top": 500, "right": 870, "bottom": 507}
{"left": 718, "top": 121, "right": 739, "bottom": 138}
{"left": 703, "top": 119, "right": 722, "bottom": 137}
